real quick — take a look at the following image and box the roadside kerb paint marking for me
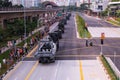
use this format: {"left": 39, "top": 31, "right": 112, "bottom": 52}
{"left": 79, "top": 60, "right": 84, "bottom": 80}
{"left": 25, "top": 61, "right": 38, "bottom": 80}
{"left": 26, "top": 45, "right": 38, "bottom": 57}
{"left": 3, "top": 62, "right": 22, "bottom": 80}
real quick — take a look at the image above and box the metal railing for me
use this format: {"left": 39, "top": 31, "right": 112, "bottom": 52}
{"left": 0, "top": 7, "right": 61, "bottom": 11}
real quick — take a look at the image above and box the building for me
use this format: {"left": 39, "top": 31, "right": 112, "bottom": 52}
{"left": 41, "top": 0, "right": 70, "bottom": 6}
{"left": 69, "top": 0, "right": 78, "bottom": 6}
{"left": 9, "top": 0, "right": 22, "bottom": 5}
{"left": 108, "top": 1, "right": 120, "bottom": 15}
{"left": 9, "top": 0, "right": 40, "bottom": 7}
{"left": 90, "top": 0, "right": 109, "bottom": 12}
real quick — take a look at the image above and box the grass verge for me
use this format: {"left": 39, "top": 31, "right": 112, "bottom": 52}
{"left": 75, "top": 13, "right": 91, "bottom": 38}
{"left": 99, "top": 55, "right": 118, "bottom": 80}
{"left": 107, "top": 19, "right": 120, "bottom": 27}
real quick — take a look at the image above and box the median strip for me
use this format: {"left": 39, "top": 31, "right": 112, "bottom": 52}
{"left": 25, "top": 61, "right": 38, "bottom": 80}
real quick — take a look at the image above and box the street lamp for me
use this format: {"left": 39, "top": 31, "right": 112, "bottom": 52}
{"left": 23, "top": 0, "right": 27, "bottom": 42}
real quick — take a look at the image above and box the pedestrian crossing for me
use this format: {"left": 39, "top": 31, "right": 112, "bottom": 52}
{"left": 88, "top": 27, "right": 120, "bottom": 38}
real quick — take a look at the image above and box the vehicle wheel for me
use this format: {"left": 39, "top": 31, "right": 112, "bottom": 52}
{"left": 52, "top": 58, "right": 55, "bottom": 63}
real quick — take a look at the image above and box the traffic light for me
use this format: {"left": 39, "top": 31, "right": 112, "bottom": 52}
{"left": 100, "top": 33, "right": 105, "bottom": 45}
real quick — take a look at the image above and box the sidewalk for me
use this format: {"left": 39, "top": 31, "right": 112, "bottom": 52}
{"left": 0, "top": 22, "right": 59, "bottom": 54}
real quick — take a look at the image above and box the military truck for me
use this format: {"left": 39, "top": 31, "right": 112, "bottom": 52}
{"left": 35, "top": 38, "right": 57, "bottom": 63}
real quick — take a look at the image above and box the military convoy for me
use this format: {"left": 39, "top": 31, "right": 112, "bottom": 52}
{"left": 35, "top": 12, "right": 71, "bottom": 63}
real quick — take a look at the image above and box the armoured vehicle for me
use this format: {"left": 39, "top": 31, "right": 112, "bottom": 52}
{"left": 35, "top": 37, "right": 57, "bottom": 63}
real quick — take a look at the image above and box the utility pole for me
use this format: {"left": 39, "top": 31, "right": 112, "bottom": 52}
{"left": 88, "top": 0, "right": 90, "bottom": 8}
{"left": 23, "top": 0, "right": 27, "bottom": 42}
{"left": 88, "top": 0, "right": 91, "bottom": 15}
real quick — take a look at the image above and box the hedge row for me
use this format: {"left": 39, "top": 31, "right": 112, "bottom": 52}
{"left": 100, "top": 55, "right": 118, "bottom": 80}
{"left": 75, "top": 13, "right": 91, "bottom": 38}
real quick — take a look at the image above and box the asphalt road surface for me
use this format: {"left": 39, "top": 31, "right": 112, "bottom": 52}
{"left": 79, "top": 12, "right": 120, "bottom": 71}
{"left": 3, "top": 60, "right": 108, "bottom": 80}
{"left": 26, "top": 12, "right": 120, "bottom": 71}
{"left": 3, "top": 12, "right": 120, "bottom": 80}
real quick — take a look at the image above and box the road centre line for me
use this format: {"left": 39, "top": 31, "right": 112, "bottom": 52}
{"left": 26, "top": 45, "right": 38, "bottom": 57}
{"left": 24, "top": 61, "right": 38, "bottom": 80}
{"left": 79, "top": 60, "right": 84, "bottom": 80}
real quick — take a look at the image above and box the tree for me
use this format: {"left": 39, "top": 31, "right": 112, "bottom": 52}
{"left": 13, "top": 4, "right": 23, "bottom": 8}
{"left": 0, "top": 0, "right": 12, "bottom": 7}
{"left": 101, "top": 8, "right": 109, "bottom": 17}
{"left": 2, "top": 0, "right": 12, "bottom": 7}
{"left": 116, "top": 10, "right": 120, "bottom": 17}
{"left": 0, "top": 27, "right": 4, "bottom": 41}
{"left": 111, "top": 0, "right": 120, "bottom": 2}
{"left": 80, "top": 3, "right": 88, "bottom": 10}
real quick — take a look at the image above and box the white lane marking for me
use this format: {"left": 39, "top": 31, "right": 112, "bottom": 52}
{"left": 14, "top": 77, "right": 18, "bottom": 80}
{"left": 39, "top": 78, "right": 42, "bottom": 80}
{"left": 66, "top": 77, "right": 70, "bottom": 80}
{"left": 54, "top": 61, "right": 60, "bottom": 80}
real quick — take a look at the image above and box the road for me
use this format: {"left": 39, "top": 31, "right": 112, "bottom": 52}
{"left": 4, "top": 60, "right": 108, "bottom": 80}
{"left": 79, "top": 12, "right": 120, "bottom": 71}
{"left": 3, "top": 12, "right": 120, "bottom": 80}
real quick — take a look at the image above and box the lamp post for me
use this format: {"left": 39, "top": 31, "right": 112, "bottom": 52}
{"left": 23, "top": 0, "right": 27, "bottom": 42}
